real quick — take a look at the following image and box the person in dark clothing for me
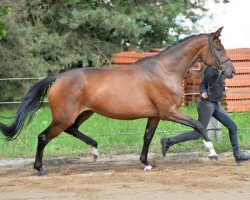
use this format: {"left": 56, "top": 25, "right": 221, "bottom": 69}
{"left": 161, "top": 66, "right": 250, "bottom": 165}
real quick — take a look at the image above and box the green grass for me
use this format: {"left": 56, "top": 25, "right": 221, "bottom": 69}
{"left": 0, "top": 105, "right": 250, "bottom": 158}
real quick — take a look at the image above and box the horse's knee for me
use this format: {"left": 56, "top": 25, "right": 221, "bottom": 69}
{"left": 65, "top": 126, "right": 76, "bottom": 135}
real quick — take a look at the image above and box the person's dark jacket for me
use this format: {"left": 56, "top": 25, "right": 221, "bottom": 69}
{"left": 199, "top": 67, "right": 225, "bottom": 102}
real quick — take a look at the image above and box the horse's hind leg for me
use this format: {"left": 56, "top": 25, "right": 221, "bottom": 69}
{"left": 34, "top": 121, "right": 74, "bottom": 176}
{"left": 140, "top": 117, "right": 160, "bottom": 171}
{"left": 64, "top": 111, "right": 98, "bottom": 160}
{"left": 34, "top": 127, "right": 50, "bottom": 176}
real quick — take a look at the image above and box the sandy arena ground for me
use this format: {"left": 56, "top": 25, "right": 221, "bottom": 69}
{"left": 0, "top": 154, "right": 250, "bottom": 200}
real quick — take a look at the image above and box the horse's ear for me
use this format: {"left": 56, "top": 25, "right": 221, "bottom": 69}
{"left": 212, "top": 27, "right": 224, "bottom": 40}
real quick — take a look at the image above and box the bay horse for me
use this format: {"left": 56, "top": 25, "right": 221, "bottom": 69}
{"left": 0, "top": 27, "right": 235, "bottom": 175}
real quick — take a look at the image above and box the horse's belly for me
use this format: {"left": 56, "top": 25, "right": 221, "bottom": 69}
{"left": 94, "top": 109, "right": 157, "bottom": 120}
{"left": 87, "top": 96, "right": 157, "bottom": 120}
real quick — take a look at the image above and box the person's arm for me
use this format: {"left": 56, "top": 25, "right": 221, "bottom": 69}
{"left": 199, "top": 67, "right": 215, "bottom": 98}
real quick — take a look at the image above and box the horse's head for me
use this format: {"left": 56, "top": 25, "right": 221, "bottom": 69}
{"left": 200, "top": 27, "right": 235, "bottom": 79}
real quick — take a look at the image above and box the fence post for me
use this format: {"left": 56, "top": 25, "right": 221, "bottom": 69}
{"left": 206, "top": 117, "right": 221, "bottom": 141}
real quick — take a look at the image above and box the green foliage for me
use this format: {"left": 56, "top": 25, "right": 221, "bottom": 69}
{"left": 0, "top": 4, "right": 11, "bottom": 39}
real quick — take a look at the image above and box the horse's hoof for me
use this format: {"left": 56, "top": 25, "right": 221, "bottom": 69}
{"left": 38, "top": 169, "right": 47, "bottom": 176}
{"left": 91, "top": 147, "right": 98, "bottom": 162}
{"left": 144, "top": 165, "right": 152, "bottom": 171}
{"left": 208, "top": 155, "right": 218, "bottom": 161}
{"left": 91, "top": 154, "right": 98, "bottom": 162}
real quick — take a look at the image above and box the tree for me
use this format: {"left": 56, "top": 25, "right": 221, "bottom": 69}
{"left": 0, "top": 4, "right": 11, "bottom": 40}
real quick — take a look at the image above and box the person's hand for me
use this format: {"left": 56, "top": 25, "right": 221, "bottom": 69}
{"left": 201, "top": 92, "right": 208, "bottom": 99}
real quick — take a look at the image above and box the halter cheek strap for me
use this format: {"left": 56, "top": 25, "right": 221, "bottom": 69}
{"left": 208, "top": 34, "right": 231, "bottom": 72}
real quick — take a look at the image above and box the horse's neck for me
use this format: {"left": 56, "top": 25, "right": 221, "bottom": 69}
{"left": 159, "top": 35, "right": 207, "bottom": 79}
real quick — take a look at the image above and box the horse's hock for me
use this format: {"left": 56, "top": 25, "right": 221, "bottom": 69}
{"left": 112, "top": 48, "right": 250, "bottom": 112}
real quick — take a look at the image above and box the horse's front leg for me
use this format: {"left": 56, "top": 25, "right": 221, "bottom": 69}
{"left": 140, "top": 117, "right": 160, "bottom": 170}
{"left": 166, "top": 110, "right": 218, "bottom": 160}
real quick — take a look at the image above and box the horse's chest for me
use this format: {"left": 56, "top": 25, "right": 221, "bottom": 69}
{"left": 160, "top": 79, "right": 183, "bottom": 96}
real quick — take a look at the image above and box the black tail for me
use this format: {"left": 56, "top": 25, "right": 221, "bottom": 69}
{"left": 0, "top": 75, "right": 57, "bottom": 140}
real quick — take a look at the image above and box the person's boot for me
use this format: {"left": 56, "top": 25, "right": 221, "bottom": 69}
{"left": 160, "top": 138, "right": 174, "bottom": 157}
{"left": 233, "top": 149, "right": 250, "bottom": 165}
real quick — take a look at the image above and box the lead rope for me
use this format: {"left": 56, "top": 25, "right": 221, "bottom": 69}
{"left": 207, "top": 71, "right": 222, "bottom": 96}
